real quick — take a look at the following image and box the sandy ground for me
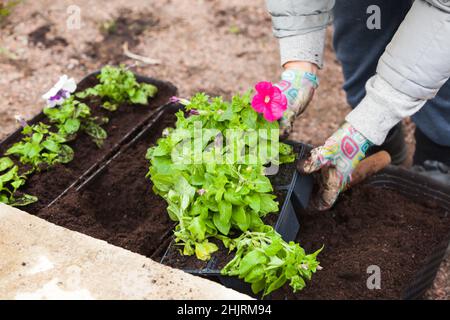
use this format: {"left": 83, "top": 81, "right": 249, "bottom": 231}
{"left": 0, "top": 0, "right": 447, "bottom": 299}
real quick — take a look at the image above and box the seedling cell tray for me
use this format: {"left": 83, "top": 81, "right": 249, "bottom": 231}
{"left": 160, "top": 140, "right": 313, "bottom": 297}
{"left": 36, "top": 103, "right": 183, "bottom": 259}
{"left": 0, "top": 71, "right": 177, "bottom": 213}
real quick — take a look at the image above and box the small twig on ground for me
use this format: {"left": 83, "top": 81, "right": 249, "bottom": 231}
{"left": 122, "top": 42, "right": 161, "bottom": 65}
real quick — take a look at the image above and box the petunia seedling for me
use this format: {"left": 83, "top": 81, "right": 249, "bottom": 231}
{"left": 6, "top": 122, "right": 74, "bottom": 171}
{"left": 44, "top": 96, "right": 108, "bottom": 147}
{"left": 221, "top": 227, "right": 322, "bottom": 297}
{"left": 147, "top": 92, "right": 295, "bottom": 261}
{"left": 0, "top": 156, "right": 37, "bottom": 207}
{"left": 76, "top": 65, "right": 158, "bottom": 109}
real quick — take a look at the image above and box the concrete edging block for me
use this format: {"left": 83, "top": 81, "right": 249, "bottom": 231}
{"left": 0, "top": 203, "right": 251, "bottom": 300}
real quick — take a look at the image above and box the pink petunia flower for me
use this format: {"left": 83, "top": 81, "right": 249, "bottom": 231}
{"left": 251, "top": 81, "right": 287, "bottom": 122}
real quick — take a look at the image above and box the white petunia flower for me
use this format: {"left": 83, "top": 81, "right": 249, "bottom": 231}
{"left": 42, "top": 75, "right": 77, "bottom": 107}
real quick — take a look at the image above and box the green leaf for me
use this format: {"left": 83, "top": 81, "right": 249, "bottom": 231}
{"left": 249, "top": 211, "right": 264, "bottom": 230}
{"left": 174, "top": 176, "right": 195, "bottom": 210}
{"left": 245, "top": 193, "right": 260, "bottom": 212}
{"left": 84, "top": 122, "right": 107, "bottom": 147}
{"left": 224, "top": 189, "right": 244, "bottom": 205}
{"left": 64, "top": 118, "right": 81, "bottom": 134}
{"left": 218, "top": 201, "right": 232, "bottom": 222}
{"left": 58, "top": 144, "right": 74, "bottom": 163}
{"left": 238, "top": 250, "right": 267, "bottom": 276}
{"left": 259, "top": 194, "right": 278, "bottom": 214}
{"left": 244, "top": 264, "right": 265, "bottom": 283}
{"left": 264, "top": 237, "right": 283, "bottom": 256}
{"left": 0, "top": 193, "right": 9, "bottom": 204}
{"left": 289, "top": 275, "right": 306, "bottom": 292}
{"left": 11, "top": 178, "right": 25, "bottom": 190}
{"left": 31, "top": 132, "right": 43, "bottom": 144}
{"left": 251, "top": 279, "right": 266, "bottom": 294}
{"left": 195, "top": 241, "right": 218, "bottom": 261}
{"left": 213, "top": 212, "right": 231, "bottom": 235}
{"left": 0, "top": 157, "right": 14, "bottom": 172}
{"left": 241, "top": 107, "right": 257, "bottom": 129}
{"left": 264, "top": 274, "right": 287, "bottom": 296}
{"left": 42, "top": 140, "right": 59, "bottom": 153}
{"left": 0, "top": 166, "right": 18, "bottom": 183}
{"left": 130, "top": 90, "right": 148, "bottom": 105}
{"left": 231, "top": 205, "right": 250, "bottom": 231}
{"left": 102, "top": 101, "right": 118, "bottom": 111}
{"left": 75, "top": 103, "right": 91, "bottom": 118}
{"left": 11, "top": 194, "right": 38, "bottom": 207}
{"left": 253, "top": 175, "right": 272, "bottom": 193}
{"left": 188, "top": 216, "right": 207, "bottom": 241}
{"left": 142, "top": 83, "right": 158, "bottom": 97}
{"left": 28, "top": 143, "right": 42, "bottom": 159}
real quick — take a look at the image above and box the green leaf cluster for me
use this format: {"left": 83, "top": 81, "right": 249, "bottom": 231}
{"left": 0, "top": 156, "right": 37, "bottom": 206}
{"left": 76, "top": 65, "right": 158, "bottom": 109}
{"left": 1, "top": 65, "right": 159, "bottom": 207}
{"left": 221, "top": 227, "right": 322, "bottom": 297}
{"left": 44, "top": 96, "right": 108, "bottom": 147}
{"left": 6, "top": 123, "right": 73, "bottom": 171}
{"left": 147, "top": 92, "right": 295, "bottom": 260}
{"left": 147, "top": 92, "right": 322, "bottom": 295}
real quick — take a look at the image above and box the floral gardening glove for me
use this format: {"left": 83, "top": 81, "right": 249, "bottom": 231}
{"left": 302, "top": 122, "right": 373, "bottom": 210}
{"left": 275, "top": 69, "right": 318, "bottom": 137}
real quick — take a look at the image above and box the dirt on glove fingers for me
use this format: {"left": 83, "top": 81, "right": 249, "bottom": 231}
{"left": 272, "top": 184, "right": 450, "bottom": 300}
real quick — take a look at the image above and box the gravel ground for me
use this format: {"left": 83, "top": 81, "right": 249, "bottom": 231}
{"left": 0, "top": 0, "right": 448, "bottom": 299}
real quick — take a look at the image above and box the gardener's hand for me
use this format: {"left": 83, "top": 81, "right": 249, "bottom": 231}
{"left": 275, "top": 62, "right": 319, "bottom": 138}
{"left": 301, "top": 122, "right": 373, "bottom": 210}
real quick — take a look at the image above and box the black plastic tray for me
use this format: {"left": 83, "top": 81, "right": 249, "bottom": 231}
{"left": 159, "top": 141, "right": 314, "bottom": 297}
{"left": 364, "top": 166, "right": 450, "bottom": 300}
{"left": 73, "top": 102, "right": 181, "bottom": 193}
{"left": 0, "top": 70, "right": 177, "bottom": 209}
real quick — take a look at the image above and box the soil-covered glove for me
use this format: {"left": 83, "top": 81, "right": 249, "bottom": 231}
{"left": 302, "top": 122, "right": 373, "bottom": 210}
{"left": 275, "top": 69, "right": 318, "bottom": 137}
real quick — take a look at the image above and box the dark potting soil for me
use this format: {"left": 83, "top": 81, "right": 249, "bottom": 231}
{"left": 162, "top": 190, "right": 288, "bottom": 272}
{"left": 0, "top": 74, "right": 174, "bottom": 214}
{"left": 268, "top": 143, "right": 302, "bottom": 188}
{"left": 36, "top": 110, "right": 177, "bottom": 258}
{"left": 272, "top": 184, "right": 450, "bottom": 300}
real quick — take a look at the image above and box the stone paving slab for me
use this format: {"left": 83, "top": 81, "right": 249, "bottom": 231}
{"left": 0, "top": 203, "right": 251, "bottom": 300}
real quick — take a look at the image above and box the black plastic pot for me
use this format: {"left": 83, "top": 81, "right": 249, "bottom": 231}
{"left": 364, "top": 166, "right": 450, "bottom": 300}
{"left": 0, "top": 70, "right": 177, "bottom": 210}
{"left": 159, "top": 139, "right": 314, "bottom": 298}
{"left": 162, "top": 151, "right": 450, "bottom": 299}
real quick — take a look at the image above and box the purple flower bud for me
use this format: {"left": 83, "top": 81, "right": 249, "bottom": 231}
{"left": 197, "top": 189, "right": 206, "bottom": 196}
{"left": 170, "top": 96, "right": 190, "bottom": 106}
{"left": 189, "top": 109, "right": 200, "bottom": 116}
{"left": 169, "top": 96, "right": 180, "bottom": 103}
{"left": 14, "top": 115, "right": 28, "bottom": 128}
